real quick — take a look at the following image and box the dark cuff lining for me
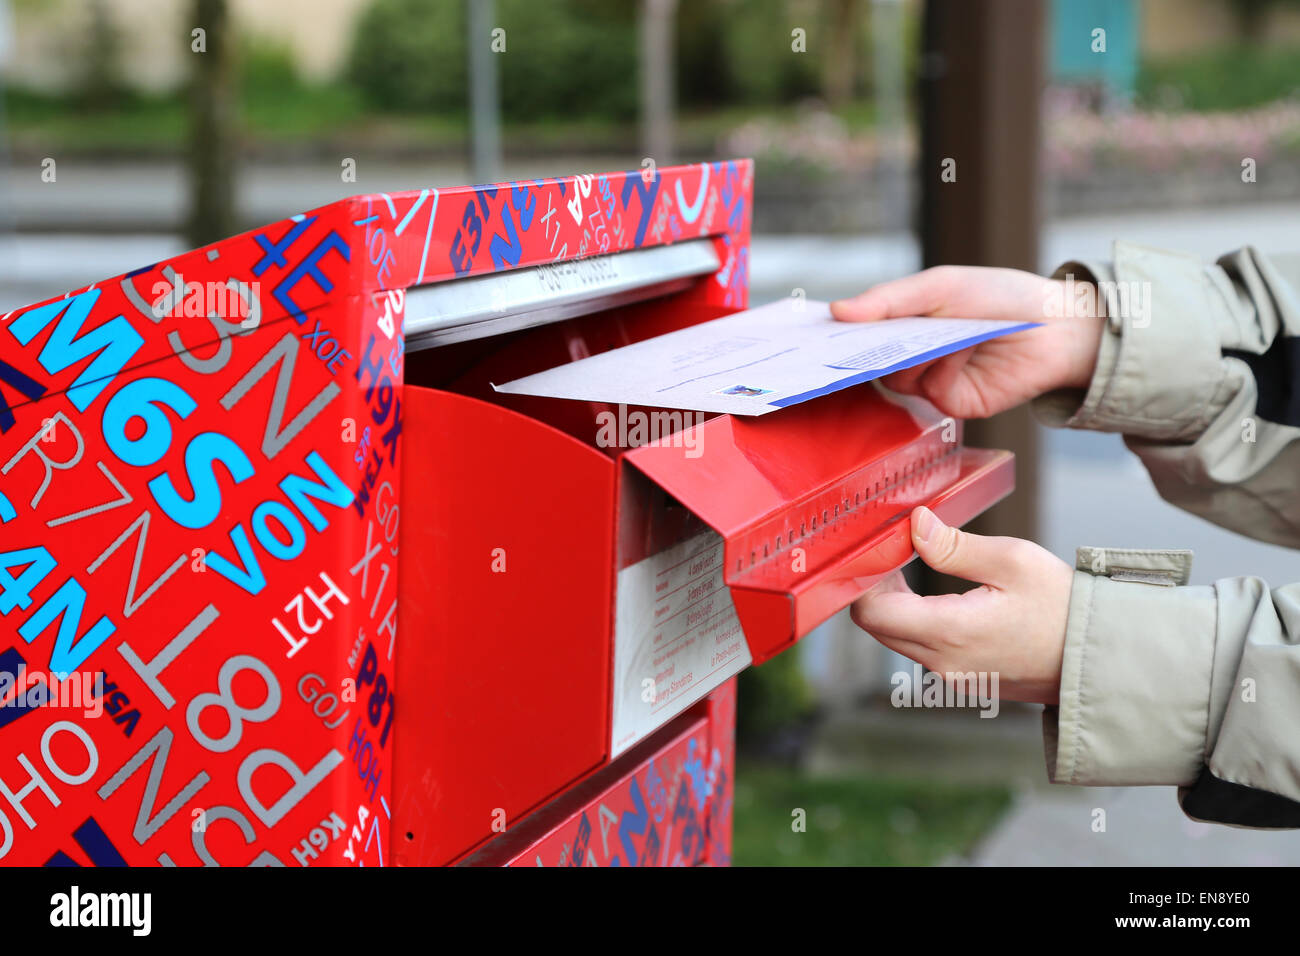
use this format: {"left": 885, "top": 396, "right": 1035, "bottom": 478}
{"left": 1181, "top": 768, "right": 1300, "bottom": 828}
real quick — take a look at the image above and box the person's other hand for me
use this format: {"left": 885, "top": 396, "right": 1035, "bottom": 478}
{"left": 850, "top": 505, "right": 1073, "bottom": 705}
{"left": 830, "top": 266, "right": 1105, "bottom": 420}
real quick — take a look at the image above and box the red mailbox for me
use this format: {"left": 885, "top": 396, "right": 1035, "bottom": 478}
{"left": 0, "top": 160, "right": 1011, "bottom": 868}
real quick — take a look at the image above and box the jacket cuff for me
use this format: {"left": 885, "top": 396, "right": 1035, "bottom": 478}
{"left": 1044, "top": 547, "right": 1219, "bottom": 787}
{"left": 1032, "top": 241, "right": 1237, "bottom": 440}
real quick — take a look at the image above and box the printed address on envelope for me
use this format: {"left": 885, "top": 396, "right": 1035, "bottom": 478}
{"left": 494, "top": 297, "right": 1037, "bottom": 415}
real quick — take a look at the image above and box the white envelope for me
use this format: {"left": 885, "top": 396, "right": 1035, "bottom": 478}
{"left": 494, "top": 297, "right": 1037, "bottom": 416}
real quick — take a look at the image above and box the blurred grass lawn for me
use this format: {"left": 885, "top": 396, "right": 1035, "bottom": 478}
{"left": 733, "top": 762, "right": 1012, "bottom": 866}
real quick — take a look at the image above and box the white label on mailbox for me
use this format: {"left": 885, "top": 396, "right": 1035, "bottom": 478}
{"left": 611, "top": 529, "right": 751, "bottom": 757}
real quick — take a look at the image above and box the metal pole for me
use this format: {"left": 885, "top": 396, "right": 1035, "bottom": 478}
{"left": 468, "top": 0, "right": 502, "bottom": 182}
{"left": 871, "top": 0, "right": 907, "bottom": 232}
{"left": 0, "top": 0, "right": 13, "bottom": 250}
{"left": 639, "top": 0, "right": 677, "bottom": 165}
{"left": 870, "top": 0, "right": 913, "bottom": 686}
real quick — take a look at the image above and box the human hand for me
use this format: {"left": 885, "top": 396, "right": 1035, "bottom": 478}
{"left": 850, "top": 505, "right": 1073, "bottom": 705}
{"left": 830, "top": 266, "right": 1105, "bottom": 420}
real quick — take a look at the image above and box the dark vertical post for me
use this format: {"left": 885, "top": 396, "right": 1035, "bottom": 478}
{"left": 918, "top": 0, "right": 1045, "bottom": 546}
{"left": 187, "top": 0, "right": 237, "bottom": 247}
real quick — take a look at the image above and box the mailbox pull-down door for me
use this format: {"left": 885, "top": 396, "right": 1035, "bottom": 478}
{"left": 624, "top": 384, "right": 1014, "bottom": 664}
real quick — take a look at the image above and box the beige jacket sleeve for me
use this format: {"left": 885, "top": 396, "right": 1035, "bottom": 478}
{"left": 1034, "top": 240, "right": 1300, "bottom": 826}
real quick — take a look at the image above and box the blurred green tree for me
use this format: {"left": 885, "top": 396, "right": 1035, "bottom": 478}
{"left": 348, "top": 0, "right": 637, "bottom": 121}
{"left": 75, "top": 0, "right": 127, "bottom": 111}
{"left": 349, "top": 0, "right": 467, "bottom": 115}
{"left": 348, "top": 0, "right": 863, "bottom": 122}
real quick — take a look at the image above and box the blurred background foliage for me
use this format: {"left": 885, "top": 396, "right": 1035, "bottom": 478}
{"left": 347, "top": 0, "right": 831, "bottom": 122}
{"left": 8, "top": 0, "right": 1300, "bottom": 178}
{"left": 1136, "top": 42, "right": 1300, "bottom": 110}
{"left": 6, "top": 0, "right": 1300, "bottom": 234}
{"left": 349, "top": 0, "right": 639, "bottom": 121}
{"left": 2, "top": 0, "right": 885, "bottom": 155}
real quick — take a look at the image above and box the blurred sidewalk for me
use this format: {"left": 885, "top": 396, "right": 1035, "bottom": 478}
{"left": 808, "top": 703, "right": 1300, "bottom": 865}
{"left": 970, "top": 785, "right": 1300, "bottom": 867}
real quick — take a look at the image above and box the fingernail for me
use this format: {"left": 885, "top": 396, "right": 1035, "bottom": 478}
{"left": 912, "top": 506, "right": 936, "bottom": 543}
